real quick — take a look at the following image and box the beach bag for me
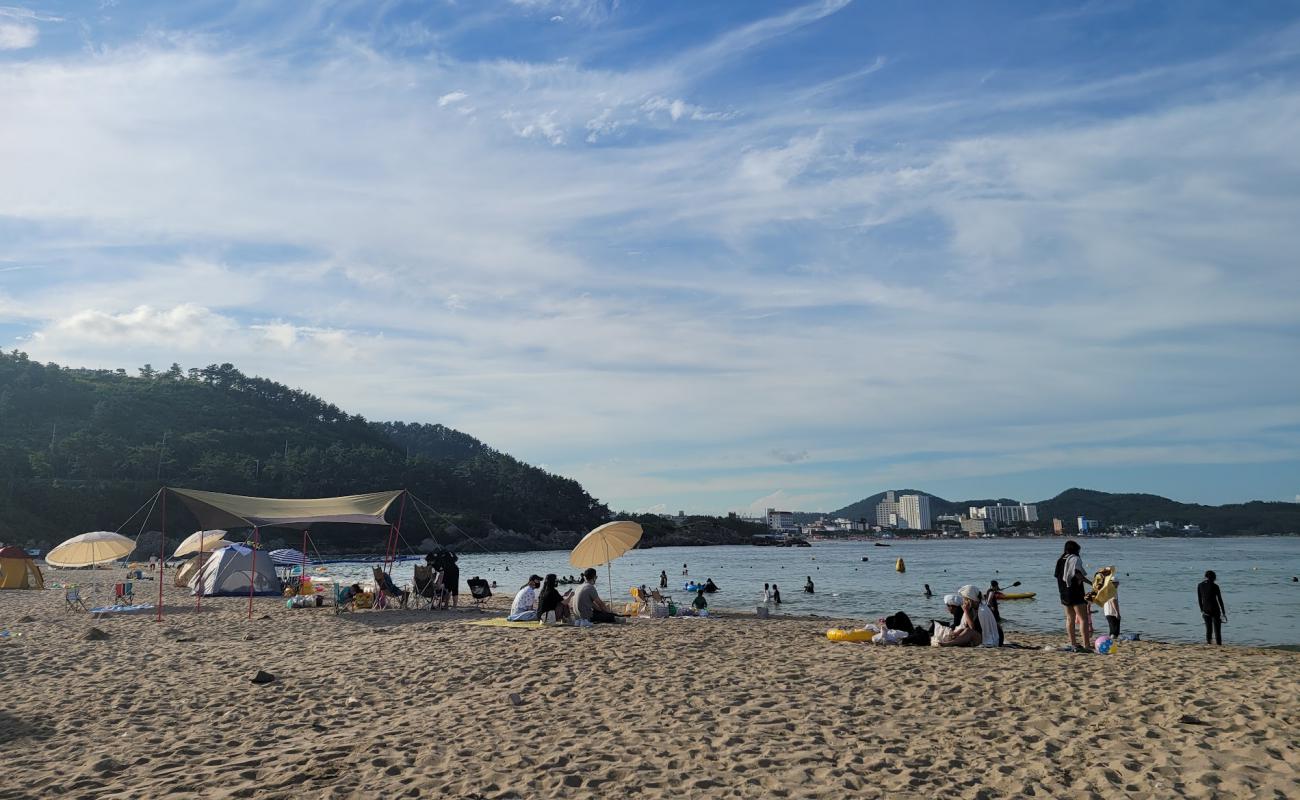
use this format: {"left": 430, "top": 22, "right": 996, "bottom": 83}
{"left": 930, "top": 622, "right": 955, "bottom": 647}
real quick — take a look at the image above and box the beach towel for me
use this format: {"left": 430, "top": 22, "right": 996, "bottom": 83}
{"left": 90, "top": 603, "right": 155, "bottom": 615}
{"left": 463, "top": 618, "right": 547, "bottom": 629}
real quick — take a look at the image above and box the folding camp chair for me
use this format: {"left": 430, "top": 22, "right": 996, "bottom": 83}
{"left": 64, "top": 584, "right": 89, "bottom": 612}
{"left": 372, "top": 567, "right": 409, "bottom": 609}
{"left": 466, "top": 577, "right": 492, "bottom": 610}
{"left": 411, "top": 564, "right": 447, "bottom": 610}
{"left": 113, "top": 582, "right": 134, "bottom": 606}
{"left": 334, "top": 582, "right": 363, "bottom": 614}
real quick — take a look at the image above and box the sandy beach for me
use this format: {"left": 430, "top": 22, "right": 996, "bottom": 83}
{"left": 2, "top": 569, "right": 1297, "bottom": 800}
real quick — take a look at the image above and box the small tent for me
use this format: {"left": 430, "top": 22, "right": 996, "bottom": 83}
{"left": 0, "top": 546, "right": 45, "bottom": 589}
{"left": 190, "top": 545, "right": 281, "bottom": 597}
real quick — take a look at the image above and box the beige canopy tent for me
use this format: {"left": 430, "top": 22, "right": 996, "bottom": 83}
{"left": 166, "top": 488, "right": 404, "bottom": 531}
{"left": 156, "top": 488, "right": 408, "bottom": 619}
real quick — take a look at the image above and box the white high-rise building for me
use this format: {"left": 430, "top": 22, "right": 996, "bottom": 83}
{"left": 969, "top": 504, "right": 1039, "bottom": 526}
{"left": 875, "top": 491, "right": 900, "bottom": 527}
{"left": 898, "top": 494, "right": 932, "bottom": 530}
{"left": 766, "top": 508, "right": 796, "bottom": 531}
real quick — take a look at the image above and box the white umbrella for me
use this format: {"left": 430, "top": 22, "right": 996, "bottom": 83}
{"left": 46, "top": 531, "right": 136, "bottom": 568}
{"left": 569, "top": 521, "right": 643, "bottom": 595}
{"left": 172, "top": 530, "right": 228, "bottom": 558}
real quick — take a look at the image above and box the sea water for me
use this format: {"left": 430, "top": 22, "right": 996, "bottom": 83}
{"left": 316, "top": 537, "right": 1300, "bottom": 646}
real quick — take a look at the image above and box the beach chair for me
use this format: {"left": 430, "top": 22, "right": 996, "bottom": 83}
{"left": 411, "top": 564, "right": 446, "bottom": 610}
{"left": 64, "top": 584, "right": 89, "bottom": 612}
{"left": 626, "top": 587, "right": 651, "bottom": 616}
{"left": 466, "top": 577, "right": 492, "bottom": 610}
{"left": 113, "top": 582, "right": 134, "bottom": 606}
{"left": 372, "top": 567, "right": 409, "bottom": 609}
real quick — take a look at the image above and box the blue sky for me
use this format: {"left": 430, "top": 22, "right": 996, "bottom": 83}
{"left": 2, "top": 1, "right": 1299, "bottom": 513}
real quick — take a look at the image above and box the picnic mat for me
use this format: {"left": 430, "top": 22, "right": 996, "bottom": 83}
{"left": 463, "top": 618, "right": 548, "bottom": 629}
{"left": 90, "top": 603, "right": 155, "bottom": 615}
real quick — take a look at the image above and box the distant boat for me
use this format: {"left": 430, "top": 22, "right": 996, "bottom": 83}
{"left": 874, "top": 542, "right": 891, "bottom": 547}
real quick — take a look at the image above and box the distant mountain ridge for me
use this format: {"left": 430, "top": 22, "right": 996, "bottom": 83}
{"left": 819, "top": 488, "right": 1300, "bottom": 535}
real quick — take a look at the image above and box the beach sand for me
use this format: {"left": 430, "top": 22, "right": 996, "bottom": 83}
{"left": 1, "top": 569, "right": 1297, "bottom": 799}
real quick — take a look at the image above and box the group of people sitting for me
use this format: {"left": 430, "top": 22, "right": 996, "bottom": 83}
{"left": 506, "top": 568, "right": 625, "bottom": 625}
{"left": 869, "top": 584, "right": 1004, "bottom": 647}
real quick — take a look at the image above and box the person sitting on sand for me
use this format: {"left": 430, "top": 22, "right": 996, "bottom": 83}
{"left": 804, "top": 576, "right": 814, "bottom": 594}
{"left": 692, "top": 589, "right": 708, "bottom": 611}
{"left": 574, "top": 568, "right": 621, "bottom": 624}
{"left": 932, "top": 595, "right": 980, "bottom": 647}
{"left": 704, "top": 578, "right": 719, "bottom": 593}
{"left": 944, "top": 594, "right": 964, "bottom": 628}
{"left": 537, "top": 574, "right": 572, "bottom": 623}
{"left": 508, "top": 574, "right": 542, "bottom": 621}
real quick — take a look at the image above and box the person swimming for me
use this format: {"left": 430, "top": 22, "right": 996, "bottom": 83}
{"left": 924, "top": 584, "right": 933, "bottom": 598}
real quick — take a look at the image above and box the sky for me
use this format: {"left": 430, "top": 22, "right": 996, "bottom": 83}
{"left": 2, "top": 0, "right": 1299, "bottom": 515}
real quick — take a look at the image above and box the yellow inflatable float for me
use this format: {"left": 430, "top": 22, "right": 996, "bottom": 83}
{"left": 826, "top": 628, "right": 875, "bottom": 643}
{"left": 895, "top": 558, "right": 905, "bottom": 573}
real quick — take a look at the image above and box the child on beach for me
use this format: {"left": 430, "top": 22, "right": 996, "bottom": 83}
{"left": 1102, "top": 572, "right": 1121, "bottom": 637}
{"left": 763, "top": 583, "right": 772, "bottom": 604}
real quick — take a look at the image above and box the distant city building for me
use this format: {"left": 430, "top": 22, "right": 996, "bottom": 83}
{"left": 875, "top": 492, "right": 931, "bottom": 529}
{"left": 1077, "top": 516, "right": 1098, "bottom": 533}
{"left": 766, "top": 508, "right": 796, "bottom": 532}
{"left": 899, "top": 494, "right": 932, "bottom": 530}
{"left": 961, "top": 517, "right": 990, "bottom": 534}
{"left": 1052, "top": 518, "right": 1065, "bottom": 535}
{"left": 875, "top": 491, "right": 900, "bottom": 527}
{"left": 969, "top": 504, "right": 1039, "bottom": 525}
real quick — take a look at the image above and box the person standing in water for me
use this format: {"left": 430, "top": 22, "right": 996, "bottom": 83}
{"left": 682, "top": 563, "right": 688, "bottom": 576}
{"left": 762, "top": 583, "right": 772, "bottom": 604}
{"left": 804, "top": 576, "right": 814, "bottom": 594}
{"left": 924, "top": 584, "right": 933, "bottom": 599}
{"left": 659, "top": 570, "right": 668, "bottom": 589}
{"left": 772, "top": 584, "right": 782, "bottom": 604}
{"left": 1197, "top": 570, "right": 1227, "bottom": 645}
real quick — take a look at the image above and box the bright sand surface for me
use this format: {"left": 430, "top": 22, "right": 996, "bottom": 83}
{"left": 2, "top": 569, "right": 1298, "bottom": 799}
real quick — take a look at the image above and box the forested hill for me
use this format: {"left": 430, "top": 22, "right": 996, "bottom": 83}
{"left": 0, "top": 351, "right": 609, "bottom": 550}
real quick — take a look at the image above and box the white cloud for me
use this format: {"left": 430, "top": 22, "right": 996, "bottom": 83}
{"left": 0, "top": 21, "right": 37, "bottom": 49}
{"left": 437, "top": 90, "right": 468, "bottom": 107}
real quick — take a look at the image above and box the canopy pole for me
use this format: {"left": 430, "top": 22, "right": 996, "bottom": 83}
{"left": 247, "top": 526, "right": 260, "bottom": 620}
{"left": 300, "top": 529, "right": 309, "bottom": 592}
{"left": 156, "top": 490, "right": 166, "bottom": 622}
{"left": 606, "top": 539, "right": 612, "bottom": 598}
{"left": 195, "top": 526, "right": 204, "bottom": 612}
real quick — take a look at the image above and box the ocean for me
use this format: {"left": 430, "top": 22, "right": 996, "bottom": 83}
{"left": 316, "top": 536, "right": 1300, "bottom": 646}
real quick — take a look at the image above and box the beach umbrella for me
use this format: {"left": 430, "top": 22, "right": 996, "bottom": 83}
{"left": 46, "top": 531, "right": 136, "bottom": 568}
{"left": 172, "top": 530, "right": 228, "bottom": 558}
{"left": 569, "top": 521, "right": 643, "bottom": 595}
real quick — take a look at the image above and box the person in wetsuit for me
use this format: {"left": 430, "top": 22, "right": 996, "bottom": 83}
{"left": 704, "top": 578, "right": 719, "bottom": 593}
{"left": 1197, "top": 570, "right": 1227, "bottom": 645}
{"left": 804, "top": 576, "right": 814, "bottom": 594}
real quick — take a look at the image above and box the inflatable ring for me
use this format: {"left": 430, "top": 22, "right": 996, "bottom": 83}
{"left": 826, "top": 628, "right": 875, "bottom": 643}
